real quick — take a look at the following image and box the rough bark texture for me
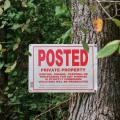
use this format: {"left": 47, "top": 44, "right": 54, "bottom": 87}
{"left": 68, "top": 0, "right": 120, "bottom": 120}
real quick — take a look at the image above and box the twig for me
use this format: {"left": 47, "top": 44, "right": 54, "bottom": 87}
{"left": 34, "top": 94, "right": 77, "bottom": 120}
{"left": 99, "top": 1, "right": 120, "bottom": 3}
{"left": 96, "top": 0, "right": 113, "bottom": 19}
{"left": 0, "top": 42, "right": 13, "bottom": 44}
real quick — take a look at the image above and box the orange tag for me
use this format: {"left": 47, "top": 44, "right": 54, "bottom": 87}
{"left": 93, "top": 18, "right": 103, "bottom": 33}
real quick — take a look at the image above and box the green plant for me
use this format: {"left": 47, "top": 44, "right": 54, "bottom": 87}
{"left": 0, "top": 0, "right": 71, "bottom": 119}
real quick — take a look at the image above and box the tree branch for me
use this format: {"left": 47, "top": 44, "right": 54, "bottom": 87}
{"left": 96, "top": 0, "right": 112, "bottom": 19}
{"left": 34, "top": 94, "right": 77, "bottom": 120}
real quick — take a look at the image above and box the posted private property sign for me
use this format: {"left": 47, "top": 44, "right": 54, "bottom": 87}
{"left": 29, "top": 44, "right": 97, "bottom": 92}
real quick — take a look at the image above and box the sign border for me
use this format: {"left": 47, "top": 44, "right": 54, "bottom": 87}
{"left": 29, "top": 45, "right": 96, "bottom": 92}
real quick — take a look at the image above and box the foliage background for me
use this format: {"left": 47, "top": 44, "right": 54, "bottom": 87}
{"left": 0, "top": 0, "right": 120, "bottom": 120}
{"left": 0, "top": 0, "right": 71, "bottom": 119}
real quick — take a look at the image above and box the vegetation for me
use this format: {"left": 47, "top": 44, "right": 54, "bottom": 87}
{"left": 0, "top": 0, "right": 120, "bottom": 120}
{"left": 0, "top": 0, "right": 71, "bottom": 119}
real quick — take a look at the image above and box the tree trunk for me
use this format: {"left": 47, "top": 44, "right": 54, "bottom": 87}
{"left": 69, "top": 0, "right": 120, "bottom": 120}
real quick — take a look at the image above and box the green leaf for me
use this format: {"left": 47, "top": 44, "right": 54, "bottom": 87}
{"left": 118, "top": 46, "right": 120, "bottom": 54}
{"left": 0, "top": 44, "right": 2, "bottom": 51}
{"left": 0, "top": 61, "right": 4, "bottom": 69}
{"left": 11, "top": 24, "right": 21, "bottom": 30}
{"left": 21, "top": 19, "right": 30, "bottom": 32}
{"left": 61, "top": 21, "right": 71, "bottom": 27}
{"left": 24, "top": 51, "right": 32, "bottom": 56}
{"left": 22, "top": 25, "right": 27, "bottom": 32}
{"left": 13, "top": 37, "right": 21, "bottom": 51}
{"left": 21, "top": 24, "right": 28, "bottom": 32}
{"left": 82, "top": 41, "right": 89, "bottom": 52}
{"left": 97, "top": 40, "right": 120, "bottom": 58}
{"left": 30, "top": 103, "right": 37, "bottom": 109}
{"left": 12, "top": 71, "right": 17, "bottom": 76}
{"left": 112, "top": 18, "right": 120, "bottom": 27}
{"left": 0, "top": 24, "right": 5, "bottom": 29}
{"left": 10, "top": 96, "right": 16, "bottom": 102}
{"left": 55, "top": 6, "right": 67, "bottom": 16}
{"left": 5, "top": 61, "right": 17, "bottom": 73}
{"left": 1, "top": 48, "right": 7, "bottom": 53}
{"left": 13, "top": 43, "right": 19, "bottom": 51}
{"left": 5, "top": 87, "right": 9, "bottom": 91}
{"left": 22, "top": 1, "right": 27, "bottom": 8}
{"left": 16, "top": 37, "right": 21, "bottom": 43}
{"left": 61, "top": 28, "right": 71, "bottom": 41}
{"left": 0, "top": 7, "right": 3, "bottom": 15}
{"left": 8, "top": 94, "right": 13, "bottom": 98}
{"left": 4, "top": 0, "right": 11, "bottom": 11}
{"left": 0, "top": 21, "right": 7, "bottom": 29}
{"left": 8, "top": 81, "right": 14, "bottom": 86}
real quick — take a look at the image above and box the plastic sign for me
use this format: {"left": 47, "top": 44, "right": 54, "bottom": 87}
{"left": 29, "top": 44, "right": 97, "bottom": 92}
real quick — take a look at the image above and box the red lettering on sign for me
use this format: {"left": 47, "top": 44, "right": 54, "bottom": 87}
{"left": 56, "top": 49, "right": 63, "bottom": 66}
{"left": 46, "top": 49, "right": 55, "bottom": 66}
{"left": 72, "top": 49, "right": 79, "bottom": 66}
{"left": 38, "top": 49, "right": 88, "bottom": 66}
{"left": 64, "top": 50, "right": 71, "bottom": 66}
{"left": 38, "top": 50, "right": 45, "bottom": 66}
{"left": 80, "top": 50, "right": 88, "bottom": 66}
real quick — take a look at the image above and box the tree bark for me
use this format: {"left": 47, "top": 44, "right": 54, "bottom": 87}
{"left": 69, "top": 0, "right": 120, "bottom": 120}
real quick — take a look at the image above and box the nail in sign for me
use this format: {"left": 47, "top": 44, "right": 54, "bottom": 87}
{"left": 29, "top": 44, "right": 97, "bottom": 92}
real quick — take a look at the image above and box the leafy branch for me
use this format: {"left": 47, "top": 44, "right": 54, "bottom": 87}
{"left": 96, "top": 0, "right": 120, "bottom": 58}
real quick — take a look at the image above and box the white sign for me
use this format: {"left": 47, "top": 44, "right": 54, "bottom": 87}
{"left": 29, "top": 44, "right": 97, "bottom": 92}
